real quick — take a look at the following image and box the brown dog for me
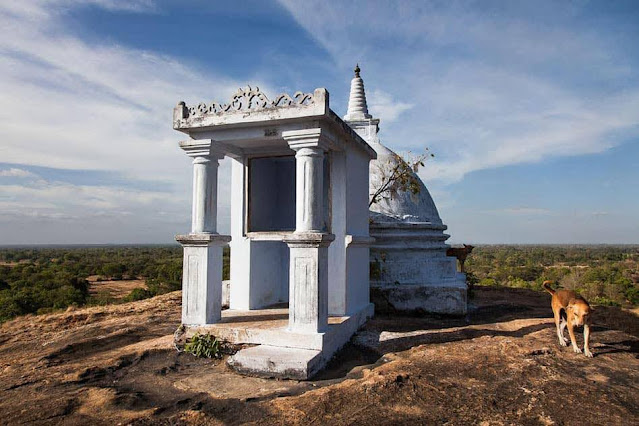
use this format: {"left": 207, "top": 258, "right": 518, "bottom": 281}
{"left": 446, "top": 244, "right": 475, "bottom": 272}
{"left": 543, "top": 280, "right": 593, "bottom": 357}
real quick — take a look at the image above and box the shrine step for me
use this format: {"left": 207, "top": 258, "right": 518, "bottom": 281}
{"left": 228, "top": 345, "right": 323, "bottom": 380}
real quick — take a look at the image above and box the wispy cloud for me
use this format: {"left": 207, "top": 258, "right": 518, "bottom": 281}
{"left": 0, "top": 3, "right": 230, "bottom": 179}
{"left": 0, "top": 1, "right": 245, "bottom": 242}
{"left": 367, "top": 90, "right": 413, "bottom": 123}
{"left": 0, "top": 168, "right": 38, "bottom": 178}
{"left": 279, "top": 0, "right": 639, "bottom": 184}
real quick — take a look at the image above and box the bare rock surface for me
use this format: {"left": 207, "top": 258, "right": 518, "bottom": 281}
{"left": 1, "top": 288, "right": 638, "bottom": 425}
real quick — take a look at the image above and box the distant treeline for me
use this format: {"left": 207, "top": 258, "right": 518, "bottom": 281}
{"left": 0, "top": 246, "right": 230, "bottom": 323}
{"left": 465, "top": 245, "right": 639, "bottom": 307}
{"left": 1, "top": 245, "right": 637, "bottom": 323}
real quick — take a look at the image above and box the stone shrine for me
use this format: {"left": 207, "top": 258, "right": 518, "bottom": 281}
{"left": 173, "top": 86, "right": 376, "bottom": 379}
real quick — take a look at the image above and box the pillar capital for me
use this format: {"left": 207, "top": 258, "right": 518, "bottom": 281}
{"left": 179, "top": 139, "right": 225, "bottom": 160}
{"left": 283, "top": 232, "right": 335, "bottom": 248}
{"left": 282, "top": 128, "right": 330, "bottom": 152}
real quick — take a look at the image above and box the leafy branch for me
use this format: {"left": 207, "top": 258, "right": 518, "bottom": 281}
{"left": 369, "top": 150, "right": 434, "bottom": 207}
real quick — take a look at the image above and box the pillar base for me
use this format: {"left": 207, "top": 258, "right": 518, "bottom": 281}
{"left": 176, "top": 233, "right": 231, "bottom": 325}
{"left": 284, "top": 233, "right": 334, "bottom": 334}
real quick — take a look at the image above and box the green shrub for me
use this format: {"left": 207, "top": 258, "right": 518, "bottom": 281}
{"left": 625, "top": 285, "right": 639, "bottom": 305}
{"left": 124, "top": 288, "right": 153, "bottom": 302}
{"left": 591, "top": 296, "right": 621, "bottom": 307}
{"left": 506, "top": 277, "right": 529, "bottom": 289}
{"left": 478, "top": 278, "right": 497, "bottom": 287}
{"left": 184, "top": 333, "right": 221, "bottom": 358}
{"left": 465, "top": 272, "right": 479, "bottom": 287}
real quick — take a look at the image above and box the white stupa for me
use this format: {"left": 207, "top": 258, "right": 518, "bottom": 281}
{"left": 344, "top": 65, "right": 467, "bottom": 315}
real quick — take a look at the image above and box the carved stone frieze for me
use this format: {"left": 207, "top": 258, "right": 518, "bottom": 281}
{"left": 184, "top": 86, "right": 315, "bottom": 118}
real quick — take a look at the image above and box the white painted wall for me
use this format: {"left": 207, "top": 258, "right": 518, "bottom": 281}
{"left": 248, "top": 240, "right": 289, "bottom": 307}
{"left": 344, "top": 146, "right": 373, "bottom": 314}
{"left": 328, "top": 150, "right": 347, "bottom": 315}
{"left": 346, "top": 148, "right": 371, "bottom": 236}
{"left": 230, "top": 157, "right": 251, "bottom": 310}
{"left": 230, "top": 156, "right": 291, "bottom": 310}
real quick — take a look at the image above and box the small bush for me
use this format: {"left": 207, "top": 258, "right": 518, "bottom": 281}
{"left": 626, "top": 286, "right": 639, "bottom": 305}
{"left": 184, "top": 333, "right": 221, "bottom": 358}
{"left": 478, "top": 278, "right": 497, "bottom": 287}
{"left": 123, "top": 288, "right": 153, "bottom": 302}
{"left": 591, "top": 296, "right": 621, "bottom": 307}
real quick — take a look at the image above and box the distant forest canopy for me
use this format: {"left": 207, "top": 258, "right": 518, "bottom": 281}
{"left": 0, "top": 245, "right": 637, "bottom": 323}
{"left": 0, "top": 246, "right": 230, "bottom": 323}
{"left": 465, "top": 245, "right": 639, "bottom": 307}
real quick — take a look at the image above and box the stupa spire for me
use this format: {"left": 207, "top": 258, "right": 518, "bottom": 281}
{"left": 344, "top": 64, "right": 372, "bottom": 121}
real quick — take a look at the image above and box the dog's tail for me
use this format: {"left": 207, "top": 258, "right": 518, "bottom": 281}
{"left": 542, "top": 280, "right": 555, "bottom": 295}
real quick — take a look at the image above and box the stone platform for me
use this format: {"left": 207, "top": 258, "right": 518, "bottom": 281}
{"left": 185, "top": 303, "right": 374, "bottom": 380}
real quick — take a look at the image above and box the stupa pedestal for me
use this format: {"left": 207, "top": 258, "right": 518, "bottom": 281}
{"left": 369, "top": 221, "right": 467, "bottom": 315}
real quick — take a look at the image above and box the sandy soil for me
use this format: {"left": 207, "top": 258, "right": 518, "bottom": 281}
{"left": 87, "top": 276, "right": 147, "bottom": 299}
{"left": 0, "top": 287, "right": 638, "bottom": 425}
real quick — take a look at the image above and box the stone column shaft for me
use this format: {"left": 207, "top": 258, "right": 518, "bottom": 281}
{"left": 295, "top": 147, "right": 324, "bottom": 233}
{"left": 191, "top": 156, "right": 218, "bottom": 234}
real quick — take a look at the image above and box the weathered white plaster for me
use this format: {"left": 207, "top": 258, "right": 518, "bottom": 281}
{"left": 229, "top": 346, "right": 323, "bottom": 380}
{"left": 327, "top": 150, "right": 347, "bottom": 316}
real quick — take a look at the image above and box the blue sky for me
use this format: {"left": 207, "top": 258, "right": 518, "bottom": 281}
{"left": 0, "top": 0, "right": 638, "bottom": 244}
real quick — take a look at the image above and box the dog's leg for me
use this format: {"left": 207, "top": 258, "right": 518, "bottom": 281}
{"left": 567, "top": 322, "right": 582, "bottom": 353}
{"left": 554, "top": 310, "right": 567, "bottom": 347}
{"left": 559, "top": 318, "right": 569, "bottom": 346}
{"left": 583, "top": 324, "right": 593, "bottom": 358}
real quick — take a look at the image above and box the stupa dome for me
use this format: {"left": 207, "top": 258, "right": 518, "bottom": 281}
{"left": 368, "top": 139, "right": 442, "bottom": 225}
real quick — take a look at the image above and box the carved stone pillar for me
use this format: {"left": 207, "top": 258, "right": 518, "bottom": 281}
{"left": 282, "top": 129, "right": 334, "bottom": 334}
{"left": 294, "top": 147, "right": 325, "bottom": 233}
{"left": 191, "top": 155, "right": 218, "bottom": 233}
{"left": 177, "top": 140, "right": 230, "bottom": 325}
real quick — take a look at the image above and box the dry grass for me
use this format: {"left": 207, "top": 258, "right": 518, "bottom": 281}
{"left": 87, "top": 275, "right": 147, "bottom": 299}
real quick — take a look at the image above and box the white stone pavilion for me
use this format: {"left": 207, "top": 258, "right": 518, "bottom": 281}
{"left": 173, "top": 86, "right": 376, "bottom": 379}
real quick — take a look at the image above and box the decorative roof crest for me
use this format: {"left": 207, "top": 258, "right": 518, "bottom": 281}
{"left": 182, "top": 86, "right": 316, "bottom": 118}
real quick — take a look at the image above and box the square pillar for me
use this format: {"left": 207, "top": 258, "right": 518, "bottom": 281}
{"left": 283, "top": 129, "right": 334, "bottom": 334}
{"left": 284, "top": 233, "right": 334, "bottom": 333}
{"left": 176, "top": 234, "right": 231, "bottom": 324}
{"left": 177, "top": 140, "right": 230, "bottom": 325}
